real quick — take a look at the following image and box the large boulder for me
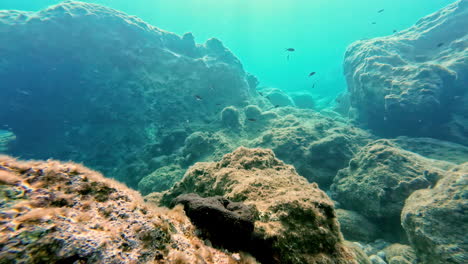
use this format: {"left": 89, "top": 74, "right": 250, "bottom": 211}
{"left": 0, "top": 1, "right": 252, "bottom": 184}
{"left": 401, "top": 163, "right": 468, "bottom": 264}
{"left": 254, "top": 108, "right": 372, "bottom": 188}
{"left": 160, "top": 147, "right": 358, "bottom": 264}
{"left": 344, "top": 0, "right": 468, "bottom": 145}
{"left": 0, "top": 155, "right": 237, "bottom": 263}
{"left": 331, "top": 140, "right": 445, "bottom": 236}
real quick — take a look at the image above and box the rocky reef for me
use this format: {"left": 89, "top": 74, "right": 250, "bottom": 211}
{"left": 344, "top": 0, "right": 468, "bottom": 145}
{"left": 159, "top": 147, "right": 359, "bottom": 264}
{"left": 0, "top": 1, "right": 254, "bottom": 182}
{"left": 331, "top": 140, "right": 446, "bottom": 239}
{"left": 401, "top": 163, "right": 468, "bottom": 264}
{"left": 0, "top": 156, "right": 245, "bottom": 264}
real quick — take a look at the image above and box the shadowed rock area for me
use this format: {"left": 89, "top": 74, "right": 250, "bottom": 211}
{"left": 344, "top": 0, "right": 468, "bottom": 145}
{"left": 171, "top": 193, "right": 257, "bottom": 252}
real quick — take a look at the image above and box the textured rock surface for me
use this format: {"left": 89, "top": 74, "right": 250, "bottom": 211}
{"left": 331, "top": 140, "right": 445, "bottom": 234}
{"left": 171, "top": 193, "right": 257, "bottom": 252}
{"left": 0, "top": 1, "right": 253, "bottom": 183}
{"left": 254, "top": 108, "right": 372, "bottom": 188}
{"left": 383, "top": 244, "right": 417, "bottom": 264}
{"left": 138, "top": 164, "right": 185, "bottom": 195}
{"left": 344, "top": 0, "right": 468, "bottom": 145}
{"left": 391, "top": 136, "right": 468, "bottom": 165}
{"left": 401, "top": 163, "right": 468, "bottom": 264}
{"left": 160, "top": 147, "right": 358, "bottom": 264}
{"left": 336, "top": 209, "right": 380, "bottom": 242}
{"left": 0, "top": 156, "right": 238, "bottom": 264}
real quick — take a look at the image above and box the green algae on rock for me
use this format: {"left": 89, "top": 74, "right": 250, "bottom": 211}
{"left": 401, "top": 163, "right": 468, "bottom": 264}
{"left": 0, "top": 156, "right": 239, "bottom": 264}
{"left": 159, "top": 147, "right": 359, "bottom": 264}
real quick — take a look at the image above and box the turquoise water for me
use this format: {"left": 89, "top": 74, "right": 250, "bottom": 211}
{"left": 0, "top": 0, "right": 455, "bottom": 104}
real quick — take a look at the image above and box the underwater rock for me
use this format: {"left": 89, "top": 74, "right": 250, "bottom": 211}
{"left": 0, "top": 1, "right": 253, "bottom": 183}
{"left": 331, "top": 139, "right": 445, "bottom": 237}
{"left": 383, "top": 244, "right": 417, "bottom": 264}
{"left": 255, "top": 109, "right": 372, "bottom": 188}
{"left": 291, "top": 93, "right": 315, "bottom": 109}
{"left": 344, "top": 0, "right": 468, "bottom": 145}
{"left": 261, "top": 88, "right": 294, "bottom": 107}
{"left": 336, "top": 209, "right": 380, "bottom": 242}
{"left": 160, "top": 147, "right": 358, "bottom": 264}
{"left": 181, "top": 131, "right": 233, "bottom": 166}
{"left": 0, "top": 156, "right": 236, "bottom": 263}
{"left": 401, "top": 163, "right": 468, "bottom": 264}
{"left": 244, "top": 105, "right": 263, "bottom": 120}
{"left": 391, "top": 136, "right": 468, "bottom": 165}
{"left": 344, "top": 242, "right": 372, "bottom": 264}
{"left": 221, "top": 106, "right": 242, "bottom": 129}
{"left": 138, "top": 164, "right": 185, "bottom": 195}
{"left": 171, "top": 193, "right": 257, "bottom": 252}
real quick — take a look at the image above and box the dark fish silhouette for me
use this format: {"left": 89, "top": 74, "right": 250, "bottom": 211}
{"left": 285, "top": 48, "right": 295, "bottom": 52}
{"left": 393, "top": 29, "right": 397, "bottom": 33}
{"left": 194, "top": 95, "right": 203, "bottom": 101}
{"left": 274, "top": 105, "right": 280, "bottom": 108}
{"left": 372, "top": 22, "right": 377, "bottom": 25}
{"left": 309, "top": 72, "right": 316, "bottom": 77}
{"left": 312, "top": 83, "right": 316, "bottom": 88}
{"left": 258, "top": 92, "right": 264, "bottom": 96}
{"left": 378, "top": 9, "right": 385, "bottom": 13}
{"left": 437, "top": 42, "right": 444, "bottom": 48}
{"left": 247, "top": 118, "right": 257, "bottom": 122}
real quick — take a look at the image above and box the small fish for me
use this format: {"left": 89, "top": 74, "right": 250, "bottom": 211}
{"left": 194, "top": 95, "right": 203, "bottom": 101}
{"left": 258, "top": 92, "right": 264, "bottom": 96}
{"left": 247, "top": 118, "right": 257, "bottom": 122}
{"left": 437, "top": 42, "right": 444, "bottom": 48}
{"left": 336, "top": 99, "right": 341, "bottom": 103}
{"left": 285, "top": 48, "right": 295, "bottom": 52}
{"left": 372, "top": 22, "right": 377, "bottom": 25}
{"left": 393, "top": 29, "right": 397, "bottom": 33}
{"left": 309, "top": 72, "right": 316, "bottom": 77}
{"left": 215, "top": 103, "right": 222, "bottom": 106}
{"left": 18, "top": 90, "right": 30, "bottom": 96}
{"left": 274, "top": 105, "right": 280, "bottom": 108}
{"left": 378, "top": 9, "right": 385, "bottom": 13}
{"left": 312, "top": 83, "right": 316, "bottom": 89}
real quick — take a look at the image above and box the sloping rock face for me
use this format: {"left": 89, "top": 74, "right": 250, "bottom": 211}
{"left": 0, "top": 1, "right": 253, "bottom": 180}
{"left": 161, "top": 147, "right": 358, "bottom": 264}
{"left": 401, "top": 163, "right": 468, "bottom": 264}
{"left": 331, "top": 140, "right": 445, "bottom": 237}
{"left": 0, "top": 156, "right": 237, "bottom": 264}
{"left": 344, "top": 0, "right": 468, "bottom": 145}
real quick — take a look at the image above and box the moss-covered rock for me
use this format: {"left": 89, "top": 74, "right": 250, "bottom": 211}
{"left": 401, "top": 163, "right": 468, "bottom": 264}
{"left": 0, "top": 156, "right": 236, "bottom": 263}
{"left": 138, "top": 164, "right": 185, "bottom": 195}
{"left": 160, "top": 147, "right": 359, "bottom": 264}
{"left": 331, "top": 139, "right": 445, "bottom": 235}
{"left": 336, "top": 209, "right": 380, "bottom": 242}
